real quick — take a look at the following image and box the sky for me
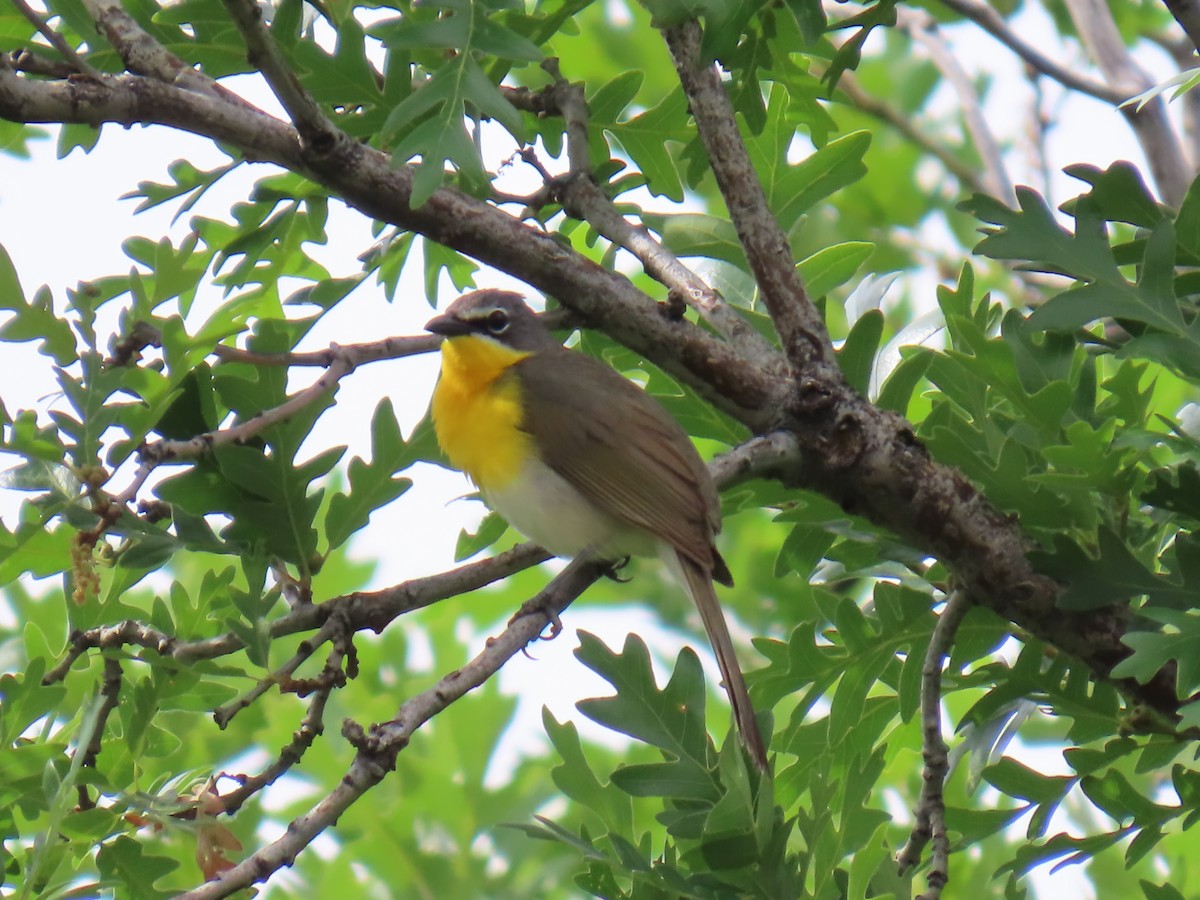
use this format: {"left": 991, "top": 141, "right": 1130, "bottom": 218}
{"left": 0, "top": 5, "right": 1187, "bottom": 896}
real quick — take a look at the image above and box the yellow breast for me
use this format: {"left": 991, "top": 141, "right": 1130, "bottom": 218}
{"left": 431, "top": 334, "right": 533, "bottom": 491}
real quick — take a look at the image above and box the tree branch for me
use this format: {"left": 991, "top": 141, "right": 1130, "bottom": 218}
{"left": 834, "top": 71, "right": 989, "bottom": 196}
{"left": 219, "top": 0, "right": 338, "bottom": 146}
{"left": 175, "top": 554, "right": 611, "bottom": 900}
{"left": 0, "top": 66, "right": 782, "bottom": 422}
{"left": 42, "top": 540, "right": 555, "bottom": 685}
{"left": 935, "top": 0, "right": 1125, "bottom": 105}
{"left": 12, "top": 0, "right": 100, "bottom": 78}
{"left": 1064, "top": 0, "right": 1192, "bottom": 205}
{"left": 2, "top": 28, "right": 1187, "bottom": 731}
{"left": 897, "top": 591, "right": 972, "bottom": 898}
{"left": 505, "top": 63, "right": 781, "bottom": 370}
{"left": 662, "top": 21, "right": 839, "bottom": 382}
{"left": 46, "top": 430, "right": 801, "bottom": 685}
{"left": 81, "top": 0, "right": 244, "bottom": 105}
{"left": 74, "top": 656, "right": 123, "bottom": 810}
{"left": 898, "top": 9, "right": 1014, "bottom": 204}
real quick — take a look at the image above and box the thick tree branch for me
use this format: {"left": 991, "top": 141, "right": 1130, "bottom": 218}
{"left": 662, "top": 21, "right": 839, "bottom": 382}
{"left": 175, "top": 554, "right": 610, "bottom": 900}
{"left": 42, "top": 541, "right": 555, "bottom": 683}
{"left": 45, "top": 431, "right": 801, "bottom": 684}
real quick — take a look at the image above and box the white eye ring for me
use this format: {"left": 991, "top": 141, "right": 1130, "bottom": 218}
{"left": 486, "top": 308, "right": 510, "bottom": 335}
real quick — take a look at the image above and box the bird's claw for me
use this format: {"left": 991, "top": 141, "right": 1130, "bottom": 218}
{"left": 509, "top": 598, "right": 563, "bottom": 640}
{"left": 602, "top": 556, "right": 632, "bottom": 583}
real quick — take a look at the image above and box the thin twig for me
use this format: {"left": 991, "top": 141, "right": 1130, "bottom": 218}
{"left": 218, "top": 671, "right": 335, "bottom": 815}
{"left": 175, "top": 554, "right": 611, "bottom": 900}
{"left": 81, "top": 0, "right": 246, "bottom": 106}
{"left": 75, "top": 656, "right": 123, "bottom": 810}
{"left": 834, "top": 71, "right": 987, "bottom": 195}
{"left": 41, "top": 541, "right": 554, "bottom": 682}
{"left": 898, "top": 8, "right": 1014, "bottom": 205}
{"left": 934, "top": 0, "right": 1124, "bottom": 104}
{"left": 111, "top": 343, "right": 354, "bottom": 507}
{"left": 1063, "top": 0, "right": 1191, "bottom": 205}
{"left": 216, "top": 619, "right": 357, "bottom": 815}
{"left": 1025, "top": 68, "right": 1057, "bottom": 205}
{"left": 220, "top": 0, "right": 339, "bottom": 150}
{"left": 9, "top": 47, "right": 76, "bottom": 78}
{"left": 11, "top": 0, "right": 101, "bottom": 78}
{"left": 132, "top": 352, "right": 355, "bottom": 469}
{"left": 663, "top": 21, "right": 839, "bottom": 382}
{"left": 897, "top": 590, "right": 972, "bottom": 899}
{"left": 504, "top": 64, "right": 780, "bottom": 367}
{"left": 212, "top": 613, "right": 346, "bottom": 728}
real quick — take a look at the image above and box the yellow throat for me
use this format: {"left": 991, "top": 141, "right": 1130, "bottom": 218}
{"left": 431, "top": 334, "right": 533, "bottom": 492}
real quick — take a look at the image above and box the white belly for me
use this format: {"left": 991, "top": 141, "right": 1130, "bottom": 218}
{"left": 484, "top": 455, "right": 655, "bottom": 561}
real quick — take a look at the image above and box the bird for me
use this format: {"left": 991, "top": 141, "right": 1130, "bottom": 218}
{"left": 425, "top": 288, "right": 768, "bottom": 771}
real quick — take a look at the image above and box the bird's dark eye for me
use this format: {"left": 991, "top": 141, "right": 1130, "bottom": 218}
{"left": 486, "top": 308, "right": 510, "bottom": 335}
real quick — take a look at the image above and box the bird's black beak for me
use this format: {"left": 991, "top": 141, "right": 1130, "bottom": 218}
{"left": 425, "top": 313, "right": 473, "bottom": 337}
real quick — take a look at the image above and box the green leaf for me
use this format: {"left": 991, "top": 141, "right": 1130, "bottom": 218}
{"left": 797, "top": 241, "right": 873, "bottom": 298}
{"left": 543, "top": 709, "right": 633, "bottom": 834}
{"left": 1143, "top": 463, "right": 1200, "bottom": 521}
{"left": 372, "top": 0, "right": 544, "bottom": 61}
{"left": 455, "top": 510, "right": 508, "bottom": 561}
{"left": 836, "top": 309, "right": 883, "bottom": 395}
{"left": 1174, "top": 174, "right": 1200, "bottom": 259}
{"left": 1030, "top": 528, "right": 1192, "bottom": 611}
{"left": 574, "top": 632, "right": 718, "bottom": 787}
{"left": 1141, "top": 880, "right": 1188, "bottom": 900}
{"left": 1112, "top": 608, "right": 1200, "bottom": 697}
{"left": 965, "top": 187, "right": 1116, "bottom": 280}
{"left": 609, "top": 91, "right": 692, "bottom": 201}
{"left": 644, "top": 213, "right": 745, "bottom": 266}
{"left": 0, "top": 276, "right": 76, "bottom": 365}
{"left": 786, "top": 0, "right": 828, "bottom": 45}
{"left": 1062, "top": 162, "right": 1164, "bottom": 229}
{"left": 325, "top": 400, "right": 415, "bottom": 552}
{"left": 95, "top": 836, "right": 177, "bottom": 900}
{"left": 984, "top": 757, "right": 1075, "bottom": 805}
{"left": 384, "top": 54, "right": 525, "bottom": 205}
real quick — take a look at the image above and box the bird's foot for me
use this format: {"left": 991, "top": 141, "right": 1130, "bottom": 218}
{"left": 509, "top": 597, "right": 563, "bottom": 641}
{"left": 601, "top": 556, "right": 632, "bottom": 583}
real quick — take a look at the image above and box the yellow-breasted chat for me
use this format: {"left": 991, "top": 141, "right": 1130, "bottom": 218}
{"left": 425, "top": 289, "right": 768, "bottom": 771}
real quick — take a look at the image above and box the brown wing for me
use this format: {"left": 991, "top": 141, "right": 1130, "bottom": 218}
{"left": 513, "top": 348, "right": 723, "bottom": 573}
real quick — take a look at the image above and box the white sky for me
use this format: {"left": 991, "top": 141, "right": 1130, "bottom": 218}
{"left": 0, "top": 5, "right": 1186, "bottom": 896}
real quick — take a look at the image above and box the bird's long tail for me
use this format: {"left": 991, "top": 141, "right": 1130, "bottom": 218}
{"left": 677, "top": 552, "right": 769, "bottom": 772}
